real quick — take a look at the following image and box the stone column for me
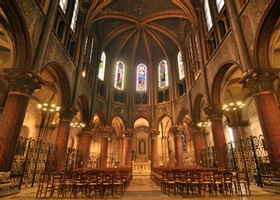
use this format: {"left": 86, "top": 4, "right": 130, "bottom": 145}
{"left": 99, "top": 126, "right": 112, "bottom": 168}
{"left": 171, "top": 126, "right": 184, "bottom": 168}
{"left": 55, "top": 106, "right": 77, "bottom": 172}
{"left": 124, "top": 129, "right": 134, "bottom": 168}
{"left": 0, "top": 70, "right": 43, "bottom": 172}
{"left": 78, "top": 123, "right": 93, "bottom": 168}
{"left": 191, "top": 126, "right": 203, "bottom": 167}
{"left": 240, "top": 69, "right": 280, "bottom": 172}
{"left": 205, "top": 106, "right": 227, "bottom": 169}
{"left": 149, "top": 129, "right": 159, "bottom": 168}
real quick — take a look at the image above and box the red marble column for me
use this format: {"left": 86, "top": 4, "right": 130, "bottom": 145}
{"left": 55, "top": 107, "right": 77, "bottom": 172}
{"left": 171, "top": 126, "right": 184, "bottom": 168}
{"left": 124, "top": 129, "right": 134, "bottom": 168}
{"left": 150, "top": 129, "right": 159, "bottom": 168}
{"left": 253, "top": 92, "right": 280, "bottom": 172}
{"left": 241, "top": 69, "right": 280, "bottom": 172}
{"left": 192, "top": 128, "right": 203, "bottom": 167}
{"left": 78, "top": 125, "right": 92, "bottom": 168}
{"left": 205, "top": 106, "right": 226, "bottom": 169}
{"left": 0, "top": 70, "right": 43, "bottom": 172}
{"left": 99, "top": 126, "right": 112, "bottom": 168}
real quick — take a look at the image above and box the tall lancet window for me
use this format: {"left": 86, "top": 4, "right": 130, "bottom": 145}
{"left": 216, "top": 0, "right": 225, "bottom": 13}
{"left": 98, "top": 52, "right": 106, "bottom": 81}
{"left": 177, "top": 51, "right": 185, "bottom": 80}
{"left": 204, "top": 0, "right": 213, "bottom": 31}
{"left": 70, "top": 0, "right": 79, "bottom": 31}
{"left": 158, "top": 60, "right": 169, "bottom": 88}
{"left": 114, "top": 61, "right": 125, "bottom": 90}
{"left": 59, "top": 0, "right": 68, "bottom": 13}
{"left": 136, "top": 63, "right": 147, "bottom": 92}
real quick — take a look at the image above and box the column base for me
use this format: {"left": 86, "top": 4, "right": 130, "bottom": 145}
{"left": 263, "top": 178, "right": 280, "bottom": 194}
{"left": 0, "top": 172, "right": 19, "bottom": 197}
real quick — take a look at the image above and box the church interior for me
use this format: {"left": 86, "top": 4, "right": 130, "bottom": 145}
{"left": 0, "top": 0, "right": 280, "bottom": 198}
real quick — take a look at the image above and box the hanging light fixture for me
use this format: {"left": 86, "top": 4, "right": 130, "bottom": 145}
{"left": 197, "top": 120, "right": 211, "bottom": 127}
{"left": 70, "top": 122, "right": 86, "bottom": 128}
{"left": 37, "top": 103, "right": 60, "bottom": 112}
{"left": 222, "top": 101, "right": 245, "bottom": 111}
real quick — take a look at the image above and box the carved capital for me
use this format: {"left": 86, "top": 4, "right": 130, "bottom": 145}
{"left": 4, "top": 69, "right": 43, "bottom": 96}
{"left": 205, "top": 105, "right": 223, "bottom": 120}
{"left": 170, "top": 126, "right": 184, "bottom": 137}
{"left": 149, "top": 129, "right": 159, "bottom": 139}
{"left": 82, "top": 122, "right": 94, "bottom": 132}
{"left": 99, "top": 126, "right": 113, "bottom": 137}
{"left": 227, "top": 120, "right": 249, "bottom": 127}
{"left": 124, "top": 129, "right": 134, "bottom": 138}
{"left": 59, "top": 106, "right": 78, "bottom": 121}
{"left": 239, "top": 68, "right": 279, "bottom": 95}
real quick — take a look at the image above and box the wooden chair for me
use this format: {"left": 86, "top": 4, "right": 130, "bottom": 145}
{"left": 72, "top": 171, "right": 87, "bottom": 197}
{"left": 190, "top": 171, "right": 201, "bottom": 195}
{"left": 178, "top": 170, "right": 191, "bottom": 195}
{"left": 200, "top": 171, "right": 214, "bottom": 195}
{"left": 101, "top": 172, "right": 114, "bottom": 197}
{"left": 36, "top": 173, "right": 52, "bottom": 198}
{"left": 235, "top": 171, "right": 251, "bottom": 195}
{"left": 113, "top": 171, "right": 125, "bottom": 196}
{"left": 213, "top": 171, "right": 224, "bottom": 195}
{"left": 223, "top": 172, "right": 233, "bottom": 195}
{"left": 87, "top": 171, "right": 101, "bottom": 197}
{"left": 50, "top": 172, "right": 64, "bottom": 197}
{"left": 164, "top": 170, "right": 176, "bottom": 196}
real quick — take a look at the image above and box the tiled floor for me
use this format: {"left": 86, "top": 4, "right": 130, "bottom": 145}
{"left": 1, "top": 175, "right": 279, "bottom": 200}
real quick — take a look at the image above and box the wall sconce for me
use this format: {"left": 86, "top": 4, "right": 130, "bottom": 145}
{"left": 222, "top": 101, "right": 245, "bottom": 111}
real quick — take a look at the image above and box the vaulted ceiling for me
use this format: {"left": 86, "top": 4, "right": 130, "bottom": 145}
{"left": 84, "top": 0, "right": 198, "bottom": 67}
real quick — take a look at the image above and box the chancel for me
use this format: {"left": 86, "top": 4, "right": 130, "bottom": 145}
{"left": 0, "top": 0, "right": 280, "bottom": 199}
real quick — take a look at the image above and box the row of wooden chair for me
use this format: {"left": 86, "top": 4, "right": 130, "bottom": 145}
{"left": 36, "top": 169, "right": 132, "bottom": 198}
{"left": 153, "top": 169, "right": 250, "bottom": 196}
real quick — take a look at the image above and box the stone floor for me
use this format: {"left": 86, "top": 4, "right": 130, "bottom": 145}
{"left": 1, "top": 175, "right": 280, "bottom": 200}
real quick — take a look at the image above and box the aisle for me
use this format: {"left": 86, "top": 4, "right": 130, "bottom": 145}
{"left": 1, "top": 175, "right": 280, "bottom": 200}
{"left": 121, "top": 175, "right": 173, "bottom": 200}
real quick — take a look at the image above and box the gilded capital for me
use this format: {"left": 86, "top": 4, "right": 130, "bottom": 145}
{"left": 4, "top": 69, "right": 43, "bottom": 96}
{"left": 205, "top": 105, "right": 223, "bottom": 120}
{"left": 59, "top": 106, "right": 78, "bottom": 121}
{"left": 124, "top": 129, "right": 134, "bottom": 138}
{"left": 239, "top": 68, "right": 279, "bottom": 95}
{"left": 170, "top": 126, "right": 184, "bottom": 137}
{"left": 99, "top": 126, "right": 113, "bottom": 137}
{"left": 149, "top": 129, "right": 160, "bottom": 139}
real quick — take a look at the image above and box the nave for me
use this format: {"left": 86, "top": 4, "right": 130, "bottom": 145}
{"left": 1, "top": 175, "right": 279, "bottom": 200}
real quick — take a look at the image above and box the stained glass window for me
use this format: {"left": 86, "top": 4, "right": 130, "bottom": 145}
{"left": 70, "top": 0, "right": 79, "bottom": 31}
{"left": 216, "top": 0, "right": 225, "bottom": 13}
{"left": 59, "top": 0, "right": 68, "bottom": 13}
{"left": 204, "top": 0, "right": 213, "bottom": 31}
{"left": 98, "top": 52, "right": 106, "bottom": 81}
{"left": 177, "top": 52, "right": 185, "bottom": 80}
{"left": 136, "top": 63, "right": 147, "bottom": 92}
{"left": 158, "top": 60, "right": 168, "bottom": 88}
{"left": 114, "top": 61, "right": 125, "bottom": 90}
